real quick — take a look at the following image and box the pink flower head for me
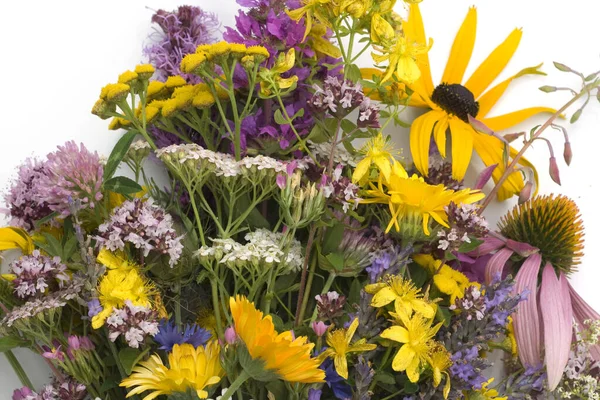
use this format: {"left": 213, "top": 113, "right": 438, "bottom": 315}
{"left": 311, "top": 321, "right": 329, "bottom": 337}
{"left": 276, "top": 174, "right": 287, "bottom": 189}
{"left": 224, "top": 326, "right": 238, "bottom": 345}
{"left": 42, "top": 345, "right": 65, "bottom": 362}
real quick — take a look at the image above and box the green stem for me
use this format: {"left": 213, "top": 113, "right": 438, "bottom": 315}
{"left": 297, "top": 253, "right": 318, "bottom": 324}
{"left": 220, "top": 370, "right": 250, "bottom": 400}
{"left": 369, "top": 346, "right": 393, "bottom": 392}
{"left": 174, "top": 281, "right": 182, "bottom": 328}
{"left": 381, "top": 389, "right": 405, "bottom": 400}
{"left": 107, "top": 338, "right": 127, "bottom": 379}
{"left": 310, "top": 272, "right": 336, "bottom": 323}
{"left": 294, "top": 226, "right": 317, "bottom": 326}
{"left": 4, "top": 350, "right": 34, "bottom": 389}
{"left": 211, "top": 278, "right": 224, "bottom": 339}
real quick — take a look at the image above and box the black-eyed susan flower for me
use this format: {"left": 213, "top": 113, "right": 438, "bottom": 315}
{"left": 368, "top": 4, "right": 556, "bottom": 200}
{"left": 380, "top": 311, "right": 442, "bottom": 382}
{"left": 229, "top": 295, "right": 325, "bottom": 383}
{"left": 120, "top": 341, "right": 224, "bottom": 400}
{"left": 365, "top": 275, "right": 435, "bottom": 318}
{"left": 318, "top": 318, "right": 377, "bottom": 379}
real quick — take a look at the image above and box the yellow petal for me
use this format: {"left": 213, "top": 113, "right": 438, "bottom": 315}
{"left": 334, "top": 354, "right": 349, "bottom": 379}
{"left": 481, "top": 107, "right": 557, "bottom": 132}
{"left": 370, "top": 286, "right": 397, "bottom": 307}
{"left": 410, "top": 110, "right": 443, "bottom": 176}
{"left": 404, "top": 3, "right": 435, "bottom": 96}
{"left": 477, "top": 64, "right": 546, "bottom": 118}
{"left": 441, "top": 7, "right": 477, "bottom": 84}
{"left": 443, "top": 373, "right": 451, "bottom": 399}
{"left": 391, "top": 344, "right": 415, "bottom": 371}
{"left": 465, "top": 28, "right": 523, "bottom": 98}
{"left": 396, "top": 56, "right": 422, "bottom": 84}
{"left": 352, "top": 157, "right": 372, "bottom": 183}
{"left": 433, "top": 116, "right": 449, "bottom": 158}
{"left": 371, "top": 13, "right": 395, "bottom": 43}
{"left": 448, "top": 118, "right": 474, "bottom": 180}
{"left": 380, "top": 325, "right": 409, "bottom": 343}
{"left": 346, "top": 318, "right": 359, "bottom": 343}
{"left": 406, "top": 355, "right": 422, "bottom": 382}
{"left": 374, "top": 155, "right": 392, "bottom": 182}
{"left": 0, "top": 227, "right": 34, "bottom": 254}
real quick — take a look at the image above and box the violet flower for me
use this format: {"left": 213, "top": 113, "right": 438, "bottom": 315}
{"left": 154, "top": 320, "right": 211, "bottom": 351}
{"left": 10, "top": 250, "right": 70, "bottom": 299}
{"left": 144, "top": 6, "right": 219, "bottom": 81}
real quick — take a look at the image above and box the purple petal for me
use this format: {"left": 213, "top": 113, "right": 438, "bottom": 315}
{"left": 467, "top": 236, "right": 505, "bottom": 257}
{"left": 474, "top": 164, "right": 497, "bottom": 190}
{"left": 505, "top": 239, "right": 539, "bottom": 257}
{"left": 568, "top": 282, "right": 600, "bottom": 362}
{"left": 276, "top": 174, "right": 286, "bottom": 189}
{"left": 513, "top": 253, "right": 543, "bottom": 368}
{"left": 540, "top": 266, "right": 573, "bottom": 390}
{"left": 485, "top": 248, "right": 514, "bottom": 284}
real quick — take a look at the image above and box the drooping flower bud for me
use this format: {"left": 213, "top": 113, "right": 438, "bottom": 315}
{"left": 563, "top": 141, "right": 572, "bottom": 166}
{"left": 518, "top": 181, "right": 533, "bottom": 204}
{"left": 549, "top": 156, "right": 561, "bottom": 185}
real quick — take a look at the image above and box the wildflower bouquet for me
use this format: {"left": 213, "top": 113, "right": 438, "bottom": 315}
{"left": 2, "top": 1, "right": 600, "bottom": 399}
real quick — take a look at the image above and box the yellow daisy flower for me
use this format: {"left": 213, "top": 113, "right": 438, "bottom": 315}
{"left": 318, "top": 318, "right": 377, "bottom": 379}
{"left": 380, "top": 311, "right": 442, "bottom": 382}
{"left": 364, "top": 275, "right": 435, "bottom": 318}
{"left": 229, "top": 295, "right": 325, "bottom": 383}
{"left": 413, "top": 254, "right": 474, "bottom": 302}
{"left": 120, "top": 342, "right": 224, "bottom": 400}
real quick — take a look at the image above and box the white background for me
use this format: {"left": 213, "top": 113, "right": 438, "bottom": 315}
{"left": 0, "top": 0, "right": 599, "bottom": 396}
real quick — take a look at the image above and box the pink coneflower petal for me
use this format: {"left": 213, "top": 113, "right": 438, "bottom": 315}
{"left": 568, "top": 282, "right": 600, "bottom": 361}
{"left": 467, "top": 236, "right": 505, "bottom": 257}
{"left": 473, "top": 163, "right": 497, "bottom": 190}
{"left": 484, "top": 248, "right": 513, "bottom": 284}
{"left": 505, "top": 239, "right": 539, "bottom": 257}
{"left": 513, "top": 253, "right": 543, "bottom": 368}
{"left": 540, "top": 266, "right": 573, "bottom": 391}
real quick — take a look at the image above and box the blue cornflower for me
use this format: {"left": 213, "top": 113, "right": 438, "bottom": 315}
{"left": 154, "top": 320, "right": 211, "bottom": 351}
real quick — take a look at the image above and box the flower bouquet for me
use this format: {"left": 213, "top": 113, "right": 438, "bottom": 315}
{"left": 1, "top": 1, "right": 600, "bottom": 399}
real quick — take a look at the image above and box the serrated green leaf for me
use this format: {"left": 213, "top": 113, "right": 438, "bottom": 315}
{"left": 104, "top": 131, "right": 137, "bottom": 181}
{"left": 103, "top": 176, "right": 143, "bottom": 196}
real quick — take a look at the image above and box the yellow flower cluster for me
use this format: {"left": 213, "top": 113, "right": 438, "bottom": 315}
{"left": 121, "top": 342, "right": 224, "bottom": 400}
{"left": 92, "top": 64, "right": 156, "bottom": 120}
{"left": 353, "top": 134, "right": 485, "bottom": 238}
{"left": 366, "top": 275, "right": 451, "bottom": 397}
{"left": 149, "top": 83, "right": 221, "bottom": 119}
{"left": 259, "top": 48, "right": 299, "bottom": 97}
{"left": 180, "top": 41, "right": 270, "bottom": 75}
{"left": 91, "top": 249, "right": 157, "bottom": 329}
{"left": 413, "top": 254, "right": 475, "bottom": 303}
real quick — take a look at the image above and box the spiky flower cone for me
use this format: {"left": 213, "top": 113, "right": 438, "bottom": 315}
{"left": 499, "top": 194, "right": 584, "bottom": 274}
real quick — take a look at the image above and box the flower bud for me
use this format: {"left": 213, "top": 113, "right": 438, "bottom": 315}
{"left": 563, "top": 141, "right": 572, "bottom": 166}
{"left": 518, "top": 181, "right": 533, "bottom": 204}
{"left": 549, "top": 156, "right": 561, "bottom": 185}
{"left": 311, "top": 321, "right": 329, "bottom": 337}
{"left": 224, "top": 326, "right": 238, "bottom": 345}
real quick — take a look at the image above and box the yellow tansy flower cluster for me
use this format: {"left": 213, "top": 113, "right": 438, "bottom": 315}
{"left": 180, "top": 41, "right": 270, "bottom": 75}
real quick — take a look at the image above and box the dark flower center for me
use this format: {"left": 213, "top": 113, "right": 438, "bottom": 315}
{"left": 431, "top": 83, "right": 479, "bottom": 122}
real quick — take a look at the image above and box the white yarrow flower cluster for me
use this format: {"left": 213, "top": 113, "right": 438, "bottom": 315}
{"left": 196, "top": 229, "right": 303, "bottom": 273}
{"left": 308, "top": 141, "right": 358, "bottom": 167}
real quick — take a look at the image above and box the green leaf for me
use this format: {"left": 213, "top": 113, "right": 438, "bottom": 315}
{"left": 325, "top": 252, "right": 345, "bottom": 272}
{"left": 375, "top": 371, "right": 396, "bottom": 385}
{"left": 408, "top": 263, "right": 428, "bottom": 288}
{"left": 346, "top": 64, "right": 362, "bottom": 83}
{"left": 307, "top": 123, "right": 327, "bottom": 143}
{"left": 292, "top": 108, "right": 305, "bottom": 120}
{"left": 104, "top": 176, "right": 143, "bottom": 196}
{"left": 62, "top": 235, "right": 79, "bottom": 261}
{"left": 273, "top": 109, "right": 288, "bottom": 125}
{"left": 458, "top": 238, "right": 484, "bottom": 253}
{"left": 341, "top": 119, "right": 357, "bottom": 134}
{"left": 322, "top": 223, "right": 345, "bottom": 254}
{"left": 570, "top": 107, "right": 583, "bottom": 124}
{"left": 119, "top": 347, "right": 148, "bottom": 375}
{"left": 42, "top": 232, "right": 64, "bottom": 258}
{"left": 266, "top": 381, "right": 287, "bottom": 400}
{"left": 99, "top": 377, "right": 119, "bottom": 392}
{"left": 0, "top": 336, "right": 26, "bottom": 352}
{"left": 404, "top": 380, "right": 420, "bottom": 393}
{"left": 585, "top": 72, "right": 599, "bottom": 81}
{"left": 348, "top": 278, "right": 362, "bottom": 306}
{"left": 436, "top": 305, "right": 452, "bottom": 327}
{"left": 104, "top": 131, "right": 137, "bottom": 181}
{"left": 33, "top": 212, "right": 59, "bottom": 230}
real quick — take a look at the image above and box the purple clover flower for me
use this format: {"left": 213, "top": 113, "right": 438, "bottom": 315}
{"left": 144, "top": 6, "right": 220, "bottom": 81}
{"left": 3, "top": 158, "right": 53, "bottom": 231}
{"left": 154, "top": 320, "right": 212, "bottom": 352}
{"left": 95, "top": 199, "right": 184, "bottom": 267}
{"left": 37, "top": 141, "right": 103, "bottom": 218}
{"left": 10, "top": 250, "right": 70, "bottom": 300}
